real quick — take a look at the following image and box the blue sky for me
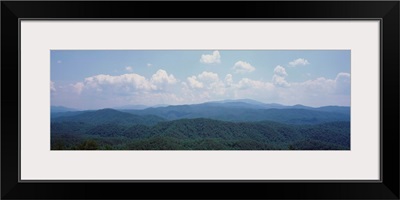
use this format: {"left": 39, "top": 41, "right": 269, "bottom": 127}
{"left": 51, "top": 50, "right": 350, "bottom": 109}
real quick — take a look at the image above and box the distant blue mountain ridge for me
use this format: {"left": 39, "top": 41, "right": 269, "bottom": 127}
{"left": 51, "top": 99, "right": 350, "bottom": 125}
{"left": 51, "top": 106, "right": 78, "bottom": 113}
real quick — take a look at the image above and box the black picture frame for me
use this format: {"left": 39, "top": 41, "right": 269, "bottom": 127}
{"left": 1, "top": 1, "right": 399, "bottom": 199}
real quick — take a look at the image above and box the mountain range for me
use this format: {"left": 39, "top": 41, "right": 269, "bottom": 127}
{"left": 52, "top": 99, "right": 350, "bottom": 124}
{"left": 51, "top": 99, "right": 350, "bottom": 150}
{"left": 51, "top": 106, "right": 78, "bottom": 113}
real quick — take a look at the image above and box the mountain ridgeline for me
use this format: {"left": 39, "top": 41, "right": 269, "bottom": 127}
{"left": 51, "top": 100, "right": 350, "bottom": 150}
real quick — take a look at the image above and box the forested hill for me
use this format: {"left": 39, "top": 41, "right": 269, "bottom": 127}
{"left": 51, "top": 117, "right": 350, "bottom": 150}
{"left": 51, "top": 101, "right": 351, "bottom": 150}
{"left": 52, "top": 108, "right": 165, "bottom": 126}
{"left": 125, "top": 106, "right": 349, "bottom": 124}
{"left": 52, "top": 104, "right": 350, "bottom": 125}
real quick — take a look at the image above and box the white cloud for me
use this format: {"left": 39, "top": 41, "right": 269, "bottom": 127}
{"left": 147, "top": 63, "right": 152, "bottom": 67}
{"left": 336, "top": 72, "right": 350, "bottom": 81}
{"left": 225, "top": 74, "right": 233, "bottom": 86}
{"left": 200, "top": 51, "right": 221, "bottom": 64}
{"left": 232, "top": 78, "right": 276, "bottom": 104}
{"left": 72, "top": 82, "right": 84, "bottom": 94}
{"left": 273, "top": 65, "right": 290, "bottom": 87}
{"left": 273, "top": 65, "right": 288, "bottom": 77}
{"left": 233, "top": 61, "right": 255, "bottom": 73}
{"left": 187, "top": 76, "right": 204, "bottom": 89}
{"left": 208, "top": 80, "right": 226, "bottom": 95}
{"left": 258, "top": 72, "right": 350, "bottom": 107}
{"left": 289, "top": 58, "right": 310, "bottom": 67}
{"left": 300, "top": 77, "right": 335, "bottom": 93}
{"left": 185, "top": 71, "right": 226, "bottom": 96}
{"left": 237, "top": 78, "right": 274, "bottom": 90}
{"left": 150, "top": 69, "right": 177, "bottom": 85}
{"left": 272, "top": 75, "right": 290, "bottom": 87}
{"left": 71, "top": 69, "right": 177, "bottom": 95}
{"left": 125, "top": 66, "right": 133, "bottom": 72}
{"left": 69, "top": 69, "right": 179, "bottom": 103}
{"left": 335, "top": 72, "right": 351, "bottom": 95}
{"left": 50, "top": 81, "right": 56, "bottom": 92}
{"left": 83, "top": 73, "right": 156, "bottom": 91}
{"left": 60, "top": 64, "right": 350, "bottom": 108}
{"left": 198, "top": 71, "right": 219, "bottom": 82}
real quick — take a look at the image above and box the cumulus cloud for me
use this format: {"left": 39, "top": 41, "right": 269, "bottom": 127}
{"left": 151, "top": 69, "right": 177, "bottom": 85}
{"left": 185, "top": 71, "right": 226, "bottom": 96}
{"left": 232, "top": 78, "right": 276, "bottom": 104}
{"left": 299, "top": 77, "right": 335, "bottom": 93}
{"left": 200, "top": 51, "right": 221, "bottom": 64}
{"left": 289, "top": 58, "right": 310, "bottom": 67}
{"left": 72, "top": 82, "right": 84, "bottom": 94}
{"left": 196, "top": 71, "right": 224, "bottom": 95}
{"left": 263, "top": 72, "right": 350, "bottom": 106}
{"left": 237, "top": 78, "right": 274, "bottom": 90}
{"left": 272, "top": 75, "right": 290, "bottom": 87}
{"left": 187, "top": 71, "right": 220, "bottom": 87}
{"left": 187, "top": 76, "right": 204, "bottom": 89}
{"left": 225, "top": 74, "right": 233, "bottom": 86}
{"left": 71, "top": 69, "right": 178, "bottom": 96}
{"left": 150, "top": 69, "right": 178, "bottom": 91}
{"left": 50, "top": 81, "right": 56, "bottom": 92}
{"left": 181, "top": 71, "right": 349, "bottom": 107}
{"left": 273, "top": 65, "right": 288, "bottom": 77}
{"left": 125, "top": 66, "right": 133, "bottom": 72}
{"left": 273, "top": 65, "right": 290, "bottom": 87}
{"left": 233, "top": 61, "right": 255, "bottom": 73}
{"left": 60, "top": 64, "right": 350, "bottom": 108}
{"left": 147, "top": 63, "right": 152, "bottom": 67}
{"left": 83, "top": 73, "right": 156, "bottom": 91}
{"left": 198, "top": 71, "right": 219, "bottom": 82}
{"left": 335, "top": 72, "right": 351, "bottom": 95}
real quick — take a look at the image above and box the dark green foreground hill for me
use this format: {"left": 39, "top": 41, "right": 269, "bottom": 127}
{"left": 51, "top": 103, "right": 350, "bottom": 150}
{"left": 51, "top": 116, "right": 350, "bottom": 150}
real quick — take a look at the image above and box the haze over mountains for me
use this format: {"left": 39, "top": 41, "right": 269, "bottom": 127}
{"left": 51, "top": 99, "right": 350, "bottom": 150}
{"left": 52, "top": 99, "right": 349, "bottom": 111}
{"left": 51, "top": 106, "right": 78, "bottom": 113}
{"left": 52, "top": 99, "right": 350, "bottom": 123}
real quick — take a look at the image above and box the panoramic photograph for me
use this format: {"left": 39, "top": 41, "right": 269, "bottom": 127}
{"left": 51, "top": 50, "right": 350, "bottom": 150}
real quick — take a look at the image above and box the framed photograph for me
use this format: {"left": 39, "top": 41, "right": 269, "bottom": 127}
{"left": 2, "top": 1, "right": 399, "bottom": 199}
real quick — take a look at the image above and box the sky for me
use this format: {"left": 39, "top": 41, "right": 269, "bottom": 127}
{"left": 51, "top": 50, "right": 351, "bottom": 110}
